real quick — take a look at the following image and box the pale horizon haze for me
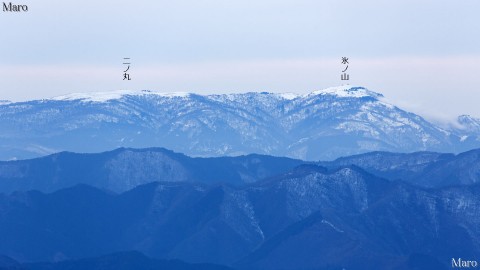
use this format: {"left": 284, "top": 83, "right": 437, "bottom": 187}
{"left": 1, "top": 0, "right": 480, "bottom": 123}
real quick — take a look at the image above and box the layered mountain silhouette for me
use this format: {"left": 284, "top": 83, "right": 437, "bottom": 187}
{"left": 0, "top": 162, "right": 478, "bottom": 269}
{"left": 319, "top": 148, "right": 480, "bottom": 187}
{"left": 1, "top": 147, "right": 480, "bottom": 195}
{"left": 0, "top": 147, "right": 303, "bottom": 193}
{"left": 1, "top": 86, "right": 479, "bottom": 161}
{"left": 2, "top": 85, "right": 479, "bottom": 269}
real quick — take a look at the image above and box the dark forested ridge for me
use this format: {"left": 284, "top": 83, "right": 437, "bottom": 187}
{"left": 0, "top": 157, "right": 478, "bottom": 269}
{"left": 0, "top": 147, "right": 304, "bottom": 193}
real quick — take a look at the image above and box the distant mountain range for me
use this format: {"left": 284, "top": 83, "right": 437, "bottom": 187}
{"left": 0, "top": 148, "right": 304, "bottom": 193}
{"left": 2, "top": 85, "right": 480, "bottom": 270}
{"left": 1, "top": 85, "right": 479, "bottom": 161}
{"left": 1, "top": 147, "right": 479, "bottom": 195}
{"left": 320, "top": 148, "right": 480, "bottom": 188}
{"left": 0, "top": 163, "right": 476, "bottom": 269}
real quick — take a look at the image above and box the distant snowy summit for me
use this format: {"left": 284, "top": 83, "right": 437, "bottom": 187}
{"left": 51, "top": 89, "right": 191, "bottom": 102}
{"left": 458, "top": 114, "right": 480, "bottom": 132}
{"left": 0, "top": 85, "right": 479, "bottom": 161}
{"left": 309, "top": 85, "right": 384, "bottom": 98}
{"left": 47, "top": 85, "right": 382, "bottom": 103}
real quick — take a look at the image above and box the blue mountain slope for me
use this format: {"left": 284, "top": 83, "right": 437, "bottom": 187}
{"left": 1, "top": 147, "right": 480, "bottom": 195}
{"left": 0, "top": 166, "right": 478, "bottom": 269}
{"left": 1, "top": 86, "right": 477, "bottom": 161}
{"left": 320, "top": 148, "right": 480, "bottom": 187}
{"left": 0, "top": 147, "right": 304, "bottom": 193}
{"left": 0, "top": 251, "right": 233, "bottom": 270}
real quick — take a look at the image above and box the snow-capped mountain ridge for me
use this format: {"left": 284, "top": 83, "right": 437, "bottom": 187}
{"left": 45, "top": 85, "right": 381, "bottom": 103}
{"left": 309, "top": 85, "right": 384, "bottom": 98}
{"left": 0, "top": 85, "right": 479, "bottom": 161}
{"left": 457, "top": 114, "right": 480, "bottom": 130}
{"left": 51, "top": 89, "right": 191, "bottom": 102}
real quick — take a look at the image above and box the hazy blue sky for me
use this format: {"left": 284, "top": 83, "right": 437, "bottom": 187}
{"left": 1, "top": 0, "right": 480, "bottom": 122}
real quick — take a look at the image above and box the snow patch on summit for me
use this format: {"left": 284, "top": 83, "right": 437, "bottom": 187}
{"left": 51, "top": 90, "right": 190, "bottom": 102}
{"left": 309, "top": 85, "right": 383, "bottom": 99}
{"left": 277, "top": 93, "right": 299, "bottom": 100}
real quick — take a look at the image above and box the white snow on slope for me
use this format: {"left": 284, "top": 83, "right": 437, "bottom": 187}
{"left": 51, "top": 90, "right": 190, "bottom": 102}
{"left": 277, "top": 93, "right": 299, "bottom": 100}
{"left": 309, "top": 85, "right": 383, "bottom": 98}
{"left": 48, "top": 85, "right": 383, "bottom": 103}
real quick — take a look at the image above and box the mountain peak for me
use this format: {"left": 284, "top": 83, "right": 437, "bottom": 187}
{"left": 309, "top": 85, "right": 383, "bottom": 99}
{"left": 457, "top": 114, "right": 480, "bottom": 132}
{"left": 458, "top": 114, "right": 480, "bottom": 122}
